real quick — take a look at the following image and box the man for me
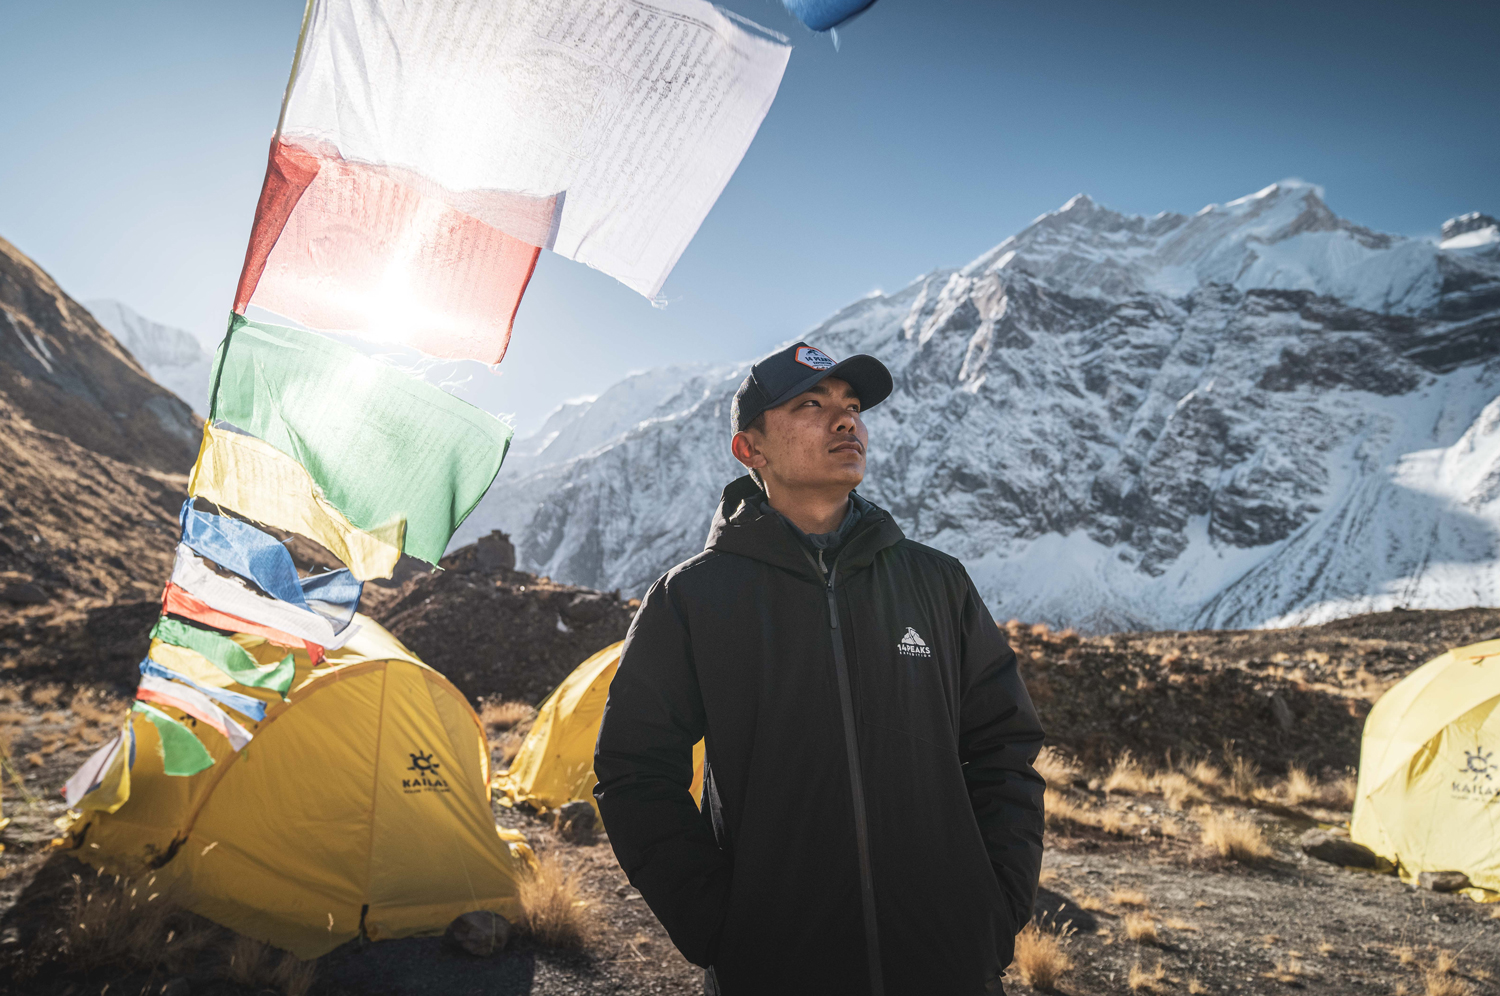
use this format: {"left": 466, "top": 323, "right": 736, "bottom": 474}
{"left": 594, "top": 342, "right": 1045, "bottom": 995}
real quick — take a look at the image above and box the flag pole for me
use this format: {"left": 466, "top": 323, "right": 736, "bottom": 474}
{"left": 274, "top": 0, "right": 316, "bottom": 141}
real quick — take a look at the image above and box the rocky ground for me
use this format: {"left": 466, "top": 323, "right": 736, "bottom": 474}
{"left": 3, "top": 573, "right": 1498, "bottom": 994}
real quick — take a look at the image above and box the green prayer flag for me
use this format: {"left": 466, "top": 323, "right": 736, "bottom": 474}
{"left": 152, "top": 616, "right": 295, "bottom": 695}
{"left": 133, "top": 702, "right": 215, "bottom": 777}
{"left": 208, "top": 315, "right": 513, "bottom": 563}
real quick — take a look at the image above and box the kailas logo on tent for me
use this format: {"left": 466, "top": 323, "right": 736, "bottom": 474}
{"left": 898, "top": 627, "right": 931, "bottom": 658}
{"left": 1463, "top": 747, "right": 1494, "bottom": 782}
{"left": 402, "top": 749, "right": 451, "bottom": 793}
{"left": 795, "top": 346, "right": 836, "bottom": 370}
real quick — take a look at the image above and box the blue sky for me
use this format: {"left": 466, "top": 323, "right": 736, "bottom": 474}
{"left": 3, "top": 0, "right": 1496, "bottom": 431}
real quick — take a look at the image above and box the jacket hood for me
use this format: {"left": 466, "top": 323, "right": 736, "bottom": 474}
{"left": 705, "top": 476, "right": 905, "bottom": 583}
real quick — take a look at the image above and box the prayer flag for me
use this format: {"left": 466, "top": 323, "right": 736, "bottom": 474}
{"left": 782, "top": 0, "right": 877, "bottom": 31}
{"left": 133, "top": 702, "right": 216, "bottom": 777}
{"left": 139, "top": 658, "right": 269, "bottom": 722}
{"left": 178, "top": 500, "right": 363, "bottom": 629}
{"left": 208, "top": 317, "right": 511, "bottom": 564}
{"left": 63, "top": 724, "right": 134, "bottom": 811}
{"left": 236, "top": 0, "right": 791, "bottom": 362}
{"left": 162, "top": 582, "right": 327, "bottom": 664}
{"left": 137, "top": 675, "right": 254, "bottom": 751}
{"left": 152, "top": 615, "right": 298, "bottom": 695}
{"left": 189, "top": 422, "right": 402, "bottom": 583}
{"left": 169, "top": 546, "right": 359, "bottom": 651}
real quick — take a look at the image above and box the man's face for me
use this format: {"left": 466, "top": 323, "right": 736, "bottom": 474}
{"left": 734, "top": 377, "right": 868, "bottom": 493}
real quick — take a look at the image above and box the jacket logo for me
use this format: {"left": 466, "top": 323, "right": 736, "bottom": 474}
{"left": 795, "top": 346, "right": 836, "bottom": 370}
{"left": 898, "top": 627, "right": 931, "bottom": 658}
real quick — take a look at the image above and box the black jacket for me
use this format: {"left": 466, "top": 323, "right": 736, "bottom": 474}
{"left": 595, "top": 477, "right": 1045, "bottom": 996}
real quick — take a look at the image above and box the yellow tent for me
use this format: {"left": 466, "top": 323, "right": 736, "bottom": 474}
{"left": 495, "top": 641, "right": 703, "bottom": 816}
{"left": 1351, "top": 639, "right": 1500, "bottom": 902}
{"left": 65, "top": 615, "right": 533, "bottom": 957}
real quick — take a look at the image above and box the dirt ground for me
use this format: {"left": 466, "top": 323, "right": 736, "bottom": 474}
{"left": 3, "top": 602, "right": 1499, "bottom": 995}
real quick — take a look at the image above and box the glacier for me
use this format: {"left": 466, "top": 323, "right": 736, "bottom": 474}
{"left": 456, "top": 181, "right": 1500, "bottom": 632}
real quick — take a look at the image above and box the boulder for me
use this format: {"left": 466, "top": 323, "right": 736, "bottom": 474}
{"left": 555, "top": 800, "right": 598, "bottom": 843}
{"left": 444, "top": 910, "right": 512, "bottom": 956}
{"left": 474, "top": 531, "right": 517, "bottom": 574}
{"left": 1417, "top": 871, "right": 1471, "bottom": 893}
{"left": 1298, "top": 829, "right": 1381, "bottom": 868}
{"left": 561, "top": 592, "right": 612, "bottom": 626}
{"left": 0, "top": 581, "right": 47, "bottom": 605}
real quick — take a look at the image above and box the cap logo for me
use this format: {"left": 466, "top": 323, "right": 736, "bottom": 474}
{"left": 795, "top": 346, "right": 836, "bottom": 370}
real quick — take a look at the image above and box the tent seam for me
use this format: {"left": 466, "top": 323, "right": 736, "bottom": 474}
{"left": 365, "top": 662, "right": 391, "bottom": 919}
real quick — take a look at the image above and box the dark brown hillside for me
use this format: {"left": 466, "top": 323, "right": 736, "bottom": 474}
{"left": 0, "top": 236, "right": 198, "bottom": 607}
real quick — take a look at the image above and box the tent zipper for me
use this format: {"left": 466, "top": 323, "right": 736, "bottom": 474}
{"left": 803, "top": 546, "right": 884, "bottom": 996}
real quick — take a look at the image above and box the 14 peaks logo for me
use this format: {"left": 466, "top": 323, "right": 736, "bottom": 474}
{"left": 402, "top": 749, "right": 451, "bottom": 794}
{"left": 898, "top": 627, "right": 932, "bottom": 658}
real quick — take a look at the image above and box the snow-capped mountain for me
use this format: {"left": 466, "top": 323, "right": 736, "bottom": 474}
{"left": 86, "top": 299, "right": 214, "bottom": 415}
{"left": 459, "top": 180, "right": 1500, "bottom": 632}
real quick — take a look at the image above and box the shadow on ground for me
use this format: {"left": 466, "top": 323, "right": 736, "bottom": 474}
{"left": 0, "top": 854, "right": 549, "bottom": 996}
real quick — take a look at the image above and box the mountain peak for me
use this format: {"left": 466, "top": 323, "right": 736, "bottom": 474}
{"left": 85, "top": 299, "right": 213, "bottom": 415}
{"left": 1440, "top": 212, "right": 1500, "bottom": 250}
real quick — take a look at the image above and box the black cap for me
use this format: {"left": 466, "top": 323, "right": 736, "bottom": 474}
{"left": 731, "top": 342, "right": 893, "bottom": 433}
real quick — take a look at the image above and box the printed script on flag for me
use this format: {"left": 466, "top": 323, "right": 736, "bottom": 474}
{"left": 236, "top": 0, "right": 792, "bottom": 364}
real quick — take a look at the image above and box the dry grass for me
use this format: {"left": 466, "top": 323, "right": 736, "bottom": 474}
{"left": 1164, "top": 916, "right": 1198, "bottom": 932}
{"left": 1198, "top": 809, "right": 1273, "bottom": 862}
{"left": 30, "top": 685, "right": 62, "bottom": 706}
{"left": 1127, "top": 959, "right": 1167, "bottom": 992}
{"left": 1226, "top": 748, "right": 1261, "bottom": 800}
{"left": 1187, "top": 978, "right": 1207, "bottom": 994}
{"left": 1044, "top": 786, "right": 1088, "bottom": 829}
{"left": 1395, "top": 945, "right": 1420, "bottom": 966}
{"left": 1320, "top": 771, "right": 1357, "bottom": 810}
{"left": 61, "top": 870, "right": 208, "bottom": 976}
{"left": 1432, "top": 949, "right": 1460, "bottom": 976}
{"left": 1073, "top": 893, "right": 1105, "bottom": 912}
{"left": 1035, "top": 746, "right": 1080, "bottom": 787}
{"left": 1281, "top": 764, "right": 1319, "bottom": 805}
{"left": 1123, "top": 912, "right": 1159, "bottom": 945}
{"left": 1263, "top": 957, "right": 1308, "bottom": 983}
{"left": 1186, "top": 758, "right": 1224, "bottom": 792}
{"left": 517, "top": 851, "right": 589, "bottom": 949}
{"left": 481, "top": 698, "right": 534, "bottom": 731}
{"left": 1012, "top": 916, "right": 1076, "bottom": 992}
{"left": 1104, "top": 750, "right": 1153, "bottom": 795}
{"left": 69, "top": 687, "right": 125, "bottom": 726}
{"left": 1424, "top": 970, "right": 1473, "bottom": 996}
{"left": 1154, "top": 771, "right": 1205, "bottom": 810}
{"left": 226, "top": 935, "right": 317, "bottom": 996}
{"left": 1110, "top": 887, "right": 1149, "bottom": 908}
{"left": 1274, "top": 765, "right": 1358, "bottom": 810}
{"left": 1096, "top": 807, "right": 1142, "bottom": 836}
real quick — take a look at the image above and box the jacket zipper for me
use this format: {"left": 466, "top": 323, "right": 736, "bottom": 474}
{"left": 805, "top": 547, "right": 885, "bottom": 996}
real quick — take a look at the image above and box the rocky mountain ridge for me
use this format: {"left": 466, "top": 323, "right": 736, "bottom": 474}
{"left": 458, "top": 180, "right": 1500, "bottom": 632}
{"left": 0, "top": 237, "right": 198, "bottom": 606}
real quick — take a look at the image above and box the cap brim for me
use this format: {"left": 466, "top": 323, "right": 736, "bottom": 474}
{"left": 763, "top": 353, "right": 894, "bottom": 414}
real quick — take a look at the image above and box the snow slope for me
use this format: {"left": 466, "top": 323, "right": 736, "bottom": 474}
{"left": 463, "top": 181, "right": 1500, "bottom": 631}
{"left": 86, "top": 299, "right": 214, "bottom": 416}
